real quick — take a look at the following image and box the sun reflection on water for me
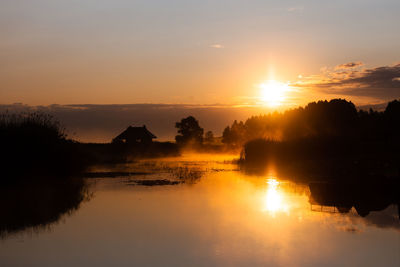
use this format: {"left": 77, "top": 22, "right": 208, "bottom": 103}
{"left": 263, "top": 178, "right": 290, "bottom": 215}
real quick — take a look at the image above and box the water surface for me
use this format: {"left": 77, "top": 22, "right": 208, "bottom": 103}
{"left": 1, "top": 155, "right": 399, "bottom": 266}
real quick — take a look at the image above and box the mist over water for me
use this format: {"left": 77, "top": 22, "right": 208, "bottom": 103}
{"left": 1, "top": 155, "right": 399, "bottom": 267}
{"left": 2, "top": 0, "right": 400, "bottom": 265}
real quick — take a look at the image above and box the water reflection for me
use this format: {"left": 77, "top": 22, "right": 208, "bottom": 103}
{"left": 262, "top": 179, "right": 290, "bottom": 215}
{"left": 0, "top": 156, "right": 399, "bottom": 267}
{"left": 0, "top": 177, "right": 90, "bottom": 238}
{"left": 309, "top": 181, "right": 400, "bottom": 219}
{"left": 244, "top": 173, "right": 399, "bottom": 232}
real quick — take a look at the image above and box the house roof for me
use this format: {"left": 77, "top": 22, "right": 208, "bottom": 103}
{"left": 114, "top": 125, "right": 157, "bottom": 140}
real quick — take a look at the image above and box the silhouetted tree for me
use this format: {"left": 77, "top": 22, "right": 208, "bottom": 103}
{"left": 384, "top": 100, "right": 400, "bottom": 141}
{"left": 222, "top": 99, "right": 364, "bottom": 147}
{"left": 175, "top": 116, "right": 204, "bottom": 145}
{"left": 222, "top": 126, "right": 232, "bottom": 144}
{"left": 222, "top": 120, "right": 246, "bottom": 147}
{"left": 204, "top": 131, "right": 214, "bottom": 143}
{"left": 302, "top": 99, "right": 358, "bottom": 137}
{"left": 236, "top": 98, "right": 400, "bottom": 179}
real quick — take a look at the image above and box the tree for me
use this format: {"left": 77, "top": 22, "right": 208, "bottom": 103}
{"left": 384, "top": 99, "right": 400, "bottom": 141}
{"left": 175, "top": 116, "right": 204, "bottom": 145}
{"left": 222, "top": 126, "right": 232, "bottom": 144}
{"left": 204, "top": 131, "right": 214, "bottom": 143}
{"left": 222, "top": 120, "right": 246, "bottom": 146}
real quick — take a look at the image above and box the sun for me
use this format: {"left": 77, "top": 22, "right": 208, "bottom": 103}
{"left": 259, "top": 80, "right": 289, "bottom": 107}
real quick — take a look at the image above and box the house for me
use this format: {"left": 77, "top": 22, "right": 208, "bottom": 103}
{"left": 112, "top": 125, "right": 157, "bottom": 144}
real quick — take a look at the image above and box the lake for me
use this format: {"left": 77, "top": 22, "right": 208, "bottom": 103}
{"left": 1, "top": 154, "right": 399, "bottom": 267}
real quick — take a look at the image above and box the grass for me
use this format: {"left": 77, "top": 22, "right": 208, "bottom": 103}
{"left": 0, "top": 112, "right": 88, "bottom": 182}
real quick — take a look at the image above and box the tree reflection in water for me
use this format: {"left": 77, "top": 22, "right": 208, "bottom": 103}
{"left": 0, "top": 177, "right": 91, "bottom": 238}
{"left": 248, "top": 173, "right": 400, "bottom": 230}
{"left": 309, "top": 181, "right": 400, "bottom": 229}
{"left": 309, "top": 182, "right": 399, "bottom": 217}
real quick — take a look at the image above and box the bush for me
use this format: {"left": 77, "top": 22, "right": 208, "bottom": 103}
{"left": 0, "top": 112, "right": 86, "bottom": 181}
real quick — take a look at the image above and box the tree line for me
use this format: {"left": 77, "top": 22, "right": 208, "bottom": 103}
{"left": 175, "top": 99, "right": 400, "bottom": 148}
{"left": 221, "top": 99, "right": 400, "bottom": 147}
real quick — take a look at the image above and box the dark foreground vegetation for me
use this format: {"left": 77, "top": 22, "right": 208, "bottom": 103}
{"left": 0, "top": 112, "right": 91, "bottom": 237}
{"left": 0, "top": 177, "right": 90, "bottom": 238}
{"left": 0, "top": 112, "right": 88, "bottom": 181}
{"left": 239, "top": 99, "right": 400, "bottom": 181}
{"left": 2, "top": 98, "right": 400, "bottom": 181}
{"left": 1, "top": 101, "right": 399, "bottom": 236}
{"left": 0, "top": 112, "right": 181, "bottom": 178}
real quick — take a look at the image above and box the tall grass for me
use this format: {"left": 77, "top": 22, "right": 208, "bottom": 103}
{"left": 0, "top": 112, "right": 86, "bottom": 181}
{"left": 0, "top": 112, "right": 67, "bottom": 147}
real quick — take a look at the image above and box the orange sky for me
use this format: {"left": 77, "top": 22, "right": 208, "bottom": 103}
{"left": 1, "top": 1, "right": 399, "bottom": 107}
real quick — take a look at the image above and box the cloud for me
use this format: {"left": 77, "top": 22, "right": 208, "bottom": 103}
{"left": 335, "top": 61, "right": 364, "bottom": 70}
{"left": 288, "top": 6, "right": 304, "bottom": 12}
{"left": 209, "top": 44, "right": 224, "bottom": 49}
{"left": 293, "top": 63, "right": 400, "bottom": 101}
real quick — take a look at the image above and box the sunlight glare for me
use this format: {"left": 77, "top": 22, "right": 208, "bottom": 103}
{"left": 259, "top": 80, "right": 289, "bottom": 107}
{"left": 263, "top": 178, "right": 289, "bottom": 215}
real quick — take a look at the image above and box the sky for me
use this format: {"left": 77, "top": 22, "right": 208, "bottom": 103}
{"left": 1, "top": 0, "right": 399, "bottom": 107}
